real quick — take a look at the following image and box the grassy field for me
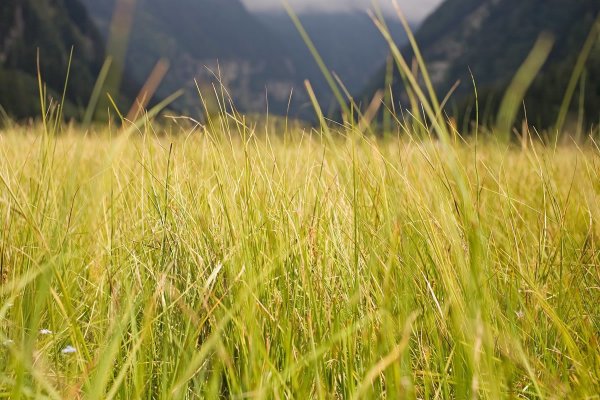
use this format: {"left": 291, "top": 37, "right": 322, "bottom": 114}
{"left": 0, "top": 119, "right": 598, "bottom": 398}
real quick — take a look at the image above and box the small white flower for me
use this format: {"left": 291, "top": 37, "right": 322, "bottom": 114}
{"left": 61, "top": 345, "right": 77, "bottom": 354}
{"left": 515, "top": 310, "right": 525, "bottom": 320}
{"left": 2, "top": 339, "right": 14, "bottom": 347}
{"left": 401, "top": 377, "right": 412, "bottom": 388}
{"left": 39, "top": 329, "right": 53, "bottom": 335}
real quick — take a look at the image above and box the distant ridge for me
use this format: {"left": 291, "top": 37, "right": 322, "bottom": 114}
{"left": 256, "top": 11, "right": 410, "bottom": 114}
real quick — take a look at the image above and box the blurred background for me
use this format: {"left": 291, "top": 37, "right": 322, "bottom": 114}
{"left": 0, "top": 0, "right": 598, "bottom": 129}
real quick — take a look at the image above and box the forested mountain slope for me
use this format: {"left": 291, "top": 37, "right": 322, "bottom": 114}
{"left": 0, "top": 0, "right": 105, "bottom": 118}
{"left": 365, "top": 0, "right": 600, "bottom": 129}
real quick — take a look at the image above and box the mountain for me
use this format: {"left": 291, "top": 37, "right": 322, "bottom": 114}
{"left": 81, "top": 0, "right": 302, "bottom": 116}
{"left": 82, "top": 0, "right": 411, "bottom": 118}
{"left": 256, "top": 12, "right": 410, "bottom": 114}
{"left": 0, "top": 0, "right": 106, "bottom": 119}
{"left": 0, "top": 0, "right": 415, "bottom": 121}
{"left": 365, "top": 0, "right": 600, "bottom": 130}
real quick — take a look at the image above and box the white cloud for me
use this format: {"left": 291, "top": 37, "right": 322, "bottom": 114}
{"left": 241, "top": 0, "right": 443, "bottom": 21}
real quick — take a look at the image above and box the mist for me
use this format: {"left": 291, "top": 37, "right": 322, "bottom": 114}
{"left": 241, "top": 0, "right": 443, "bottom": 21}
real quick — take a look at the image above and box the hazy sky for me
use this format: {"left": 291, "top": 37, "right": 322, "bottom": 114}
{"left": 242, "top": 0, "right": 443, "bottom": 21}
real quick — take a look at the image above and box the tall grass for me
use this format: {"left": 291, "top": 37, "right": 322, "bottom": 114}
{"left": 0, "top": 117, "right": 599, "bottom": 398}
{"left": 1, "top": 2, "right": 599, "bottom": 397}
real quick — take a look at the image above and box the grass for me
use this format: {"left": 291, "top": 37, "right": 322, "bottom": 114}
{"left": 0, "top": 118, "right": 599, "bottom": 398}
{"left": 0, "top": 4, "right": 599, "bottom": 397}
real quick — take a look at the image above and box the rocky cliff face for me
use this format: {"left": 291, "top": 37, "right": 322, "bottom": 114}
{"left": 81, "top": 0, "right": 303, "bottom": 116}
{"left": 0, "top": 3, "right": 25, "bottom": 63}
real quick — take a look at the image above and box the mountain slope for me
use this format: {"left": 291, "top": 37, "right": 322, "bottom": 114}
{"left": 82, "top": 1, "right": 413, "bottom": 118}
{"left": 0, "top": 0, "right": 106, "bottom": 119}
{"left": 82, "top": 0, "right": 301, "bottom": 115}
{"left": 256, "top": 12, "right": 410, "bottom": 112}
{"left": 366, "top": 0, "right": 600, "bottom": 129}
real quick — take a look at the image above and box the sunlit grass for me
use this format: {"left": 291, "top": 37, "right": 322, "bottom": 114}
{"left": 0, "top": 121, "right": 598, "bottom": 398}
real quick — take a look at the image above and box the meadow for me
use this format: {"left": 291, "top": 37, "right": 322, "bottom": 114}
{"left": 0, "top": 6, "right": 599, "bottom": 396}
{"left": 0, "top": 116, "right": 599, "bottom": 398}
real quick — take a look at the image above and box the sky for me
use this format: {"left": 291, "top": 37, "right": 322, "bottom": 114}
{"left": 241, "top": 0, "right": 443, "bottom": 21}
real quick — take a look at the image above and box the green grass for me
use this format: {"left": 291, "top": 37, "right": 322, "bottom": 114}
{"left": 0, "top": 119, "right": 599, "bottom": 398}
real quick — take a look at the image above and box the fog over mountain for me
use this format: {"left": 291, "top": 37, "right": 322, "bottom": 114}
{"left": 242, "top": 0, "right": 443, "bottom": 20}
